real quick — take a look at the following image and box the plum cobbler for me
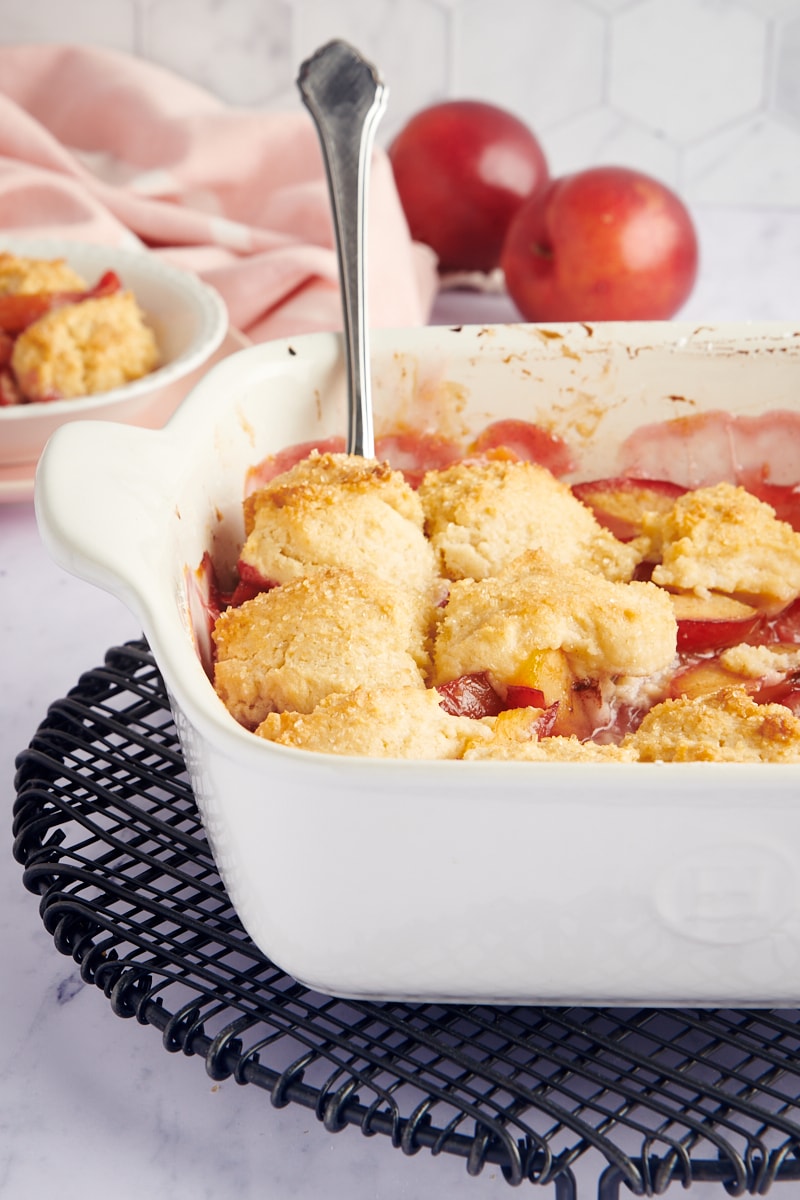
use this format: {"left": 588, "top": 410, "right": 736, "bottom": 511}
{"left": 0, "top": 252, "right": 160, "bottom": 405}
{"left": 199, "top": 420, "right": 800, "bottom": 762}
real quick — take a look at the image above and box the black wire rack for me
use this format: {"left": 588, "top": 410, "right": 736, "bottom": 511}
{"left": 11, "top": 639, "right": 800, "bottom": 1199}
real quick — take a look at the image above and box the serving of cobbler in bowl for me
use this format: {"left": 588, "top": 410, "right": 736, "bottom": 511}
{"left": 34, "top": 320, "right": 800, "bottom": 1005}
{"left": 1, "top": 237, "right": 227, "bottom": 469}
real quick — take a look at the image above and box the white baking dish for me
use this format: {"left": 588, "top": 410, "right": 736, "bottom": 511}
{"left": 34, "top": 321, "right": 800, "bottom": 1005}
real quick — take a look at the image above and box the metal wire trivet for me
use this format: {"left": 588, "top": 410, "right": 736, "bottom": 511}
{"left": 12, "top": 640, "right": 800, "bottom": 1199}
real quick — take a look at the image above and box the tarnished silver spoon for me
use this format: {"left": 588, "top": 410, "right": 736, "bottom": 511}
{"left": 297, "top": 39, "right": 388, "bottom": 459}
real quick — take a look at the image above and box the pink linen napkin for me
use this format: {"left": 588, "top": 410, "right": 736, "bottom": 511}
{"left": 0, "top": 43, "right": 438, "bottom": 340}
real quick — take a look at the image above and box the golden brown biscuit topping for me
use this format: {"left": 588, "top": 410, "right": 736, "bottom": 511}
{"left": 207, "top": 447, "right": 800, "bottom": 762}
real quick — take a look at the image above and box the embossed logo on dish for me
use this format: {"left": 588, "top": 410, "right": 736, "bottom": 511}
{"left": 655, "top": 845, "right": 795, "bottom": 945}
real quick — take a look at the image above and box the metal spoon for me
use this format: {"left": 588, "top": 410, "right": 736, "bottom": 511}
{"left": 297, "top": 39, "right": 388, "bottom": 459}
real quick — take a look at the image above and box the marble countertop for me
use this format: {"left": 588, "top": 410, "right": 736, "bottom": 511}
{"left": 3, "top": 206, "right": 800, "bottom": 1200}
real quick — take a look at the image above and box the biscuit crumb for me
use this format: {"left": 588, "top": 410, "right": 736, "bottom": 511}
{"left": 418, "top": 458, "right": 640, "bottom": 582}
{"left": 0, "top": 251, "right": 87, "bottom": 295}
{"left": 626, "top": 688, "right": 800, "bottom": 762}
{"left": 257, "top": 685, "right": 491, "bottom": 759}
{"left": 647, "top": 482, "right": 800, "bottom": 608}
{"left": 433, "top": 549, "right": 677, "bottom": 686}
{"left": 240, "top": 452, "right": 436, "bottom": 593}
{"left": 213, "top": 567, "right": 429, "bottom": 727}
{"left": 12, "top": 291, "right": 160, "bottom": 399}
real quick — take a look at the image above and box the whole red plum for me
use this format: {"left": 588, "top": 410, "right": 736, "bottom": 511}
{"left": 388, "top": 100, "right": 549, "bottom": 274}
{"left": 500, "top": 166, "right": 699, "bottom": 321}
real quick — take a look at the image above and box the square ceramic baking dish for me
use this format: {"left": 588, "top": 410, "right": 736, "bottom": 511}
{"left": 35, "top": 321, "right": 800, "bottom": 1006}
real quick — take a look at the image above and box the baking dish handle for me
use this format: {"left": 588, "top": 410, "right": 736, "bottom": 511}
{"left": 34, "top": 418, "right": 174, "bottom": 622}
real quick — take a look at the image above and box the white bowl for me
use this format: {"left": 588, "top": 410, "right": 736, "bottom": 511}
{"left": 35, "top": 321, "right": 800, "bottom": 1005}
{"left": 0, "top": 237, "right": 228, "bottom": 467}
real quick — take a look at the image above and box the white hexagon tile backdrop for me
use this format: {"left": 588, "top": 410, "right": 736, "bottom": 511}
{"left": 0, "top": 0, "right": 799, "bottom": 323}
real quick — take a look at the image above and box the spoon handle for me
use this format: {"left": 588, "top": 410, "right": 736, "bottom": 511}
{"left": 298, "top": 40, "right": 388, "bottom": 459}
